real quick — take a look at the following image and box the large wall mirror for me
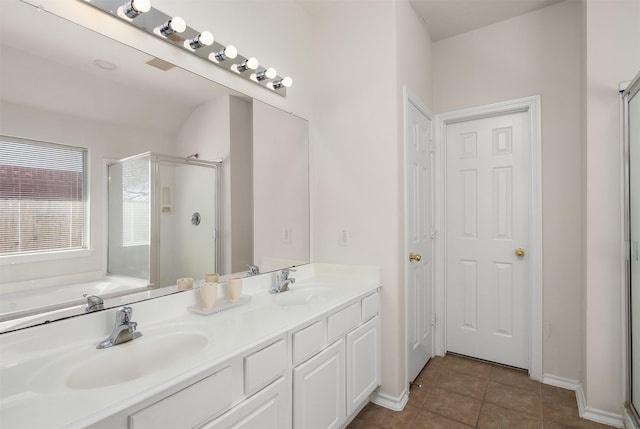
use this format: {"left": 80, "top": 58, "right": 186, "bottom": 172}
{"left": 0, "top": 0, "right": 309, "bottom": 332}
{"left": 625, "top": 71, "right": 640, "bottom": 423}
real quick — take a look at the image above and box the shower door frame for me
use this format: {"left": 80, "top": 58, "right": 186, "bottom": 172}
{"left": 623, "top": 71, "right": 640, "bottom": 428}
{"left": 149, "top": 154, "right": 222, "bottom": 288}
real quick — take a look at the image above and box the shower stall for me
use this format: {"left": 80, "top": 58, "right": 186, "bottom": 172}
{"left": 107, "top": 153, "right": 221, "bottom": 288}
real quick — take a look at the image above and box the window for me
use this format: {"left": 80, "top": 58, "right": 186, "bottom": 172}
{"left": 0, "top": 136, "right": 88, "bottom": 256}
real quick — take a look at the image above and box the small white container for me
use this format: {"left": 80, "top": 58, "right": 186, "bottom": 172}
{"left": 204, "top": 273, "right": 219, "bottom": 283}
{"left": 200, "top": 282, "right": 218, "bottom": 309}
{"left": 228, "top": 278, "right": 243, "bottom": 302}
{"left": 177, "top": 277, "right": 194, "bottom": 291}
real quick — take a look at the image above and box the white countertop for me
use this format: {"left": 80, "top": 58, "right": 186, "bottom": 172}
{"left": 0, "top": 264, "right": 380, "bottom": 429}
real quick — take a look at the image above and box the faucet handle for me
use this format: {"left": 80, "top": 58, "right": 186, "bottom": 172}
{"left": 247, "top": 264, "right": 260, "bottom": 276}
{"left": 116, "top": 306, "right": 133, "bottom": 324}
{"left": 280, "top": 268, "right": 296, "bottom": 280}
{"left": 83, "top": 294, "right": 104, "bottom": 313}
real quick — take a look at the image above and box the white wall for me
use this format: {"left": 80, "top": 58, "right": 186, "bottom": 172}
{"left": 311, "top": 0, "right": 400, "bottom": 400}
{"left": 311, "top": 0, "right": 433, "bottom": 402}
{"left": 395, "top": 0, "right": 433, "bottom": 108}
{"left": 433, "top": 0, "right": 583, "bottom": 382}
{"left": 253, "top": 101, "right": 309, "bottom": 272}
{"left": 583, "top": 0, "right": 640, "bottom": 414}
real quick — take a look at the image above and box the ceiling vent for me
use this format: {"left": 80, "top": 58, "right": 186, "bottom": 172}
{"left": 145, "top": 57, "right": 175, "bottom": 71}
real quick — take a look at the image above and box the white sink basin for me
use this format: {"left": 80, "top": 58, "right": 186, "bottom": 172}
{"left": 29, "top": 327, "right": 208, "bottom": 392}
{"left": 67, "top": 332, "right": 208, "bottom": 389}
{"left": 273, "top": 285, "right": 330, "bottom": 307}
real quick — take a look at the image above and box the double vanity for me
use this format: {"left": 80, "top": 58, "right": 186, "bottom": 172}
{"left": 0, "top": 264, "right": 381, "bottom": 429}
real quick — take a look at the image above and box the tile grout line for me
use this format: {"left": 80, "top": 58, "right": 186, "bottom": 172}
{"left": 475, "top": 366, "right": 492, "bottom": 428}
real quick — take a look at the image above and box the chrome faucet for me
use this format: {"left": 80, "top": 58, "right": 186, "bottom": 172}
{"left": 271, "top": 268, "right": 296, "bottom": 293}
{"left": 247, "top": 264, "right": 260, "bottom": 276}
{"left": 97, "top": 306, "right": 142, "bottom": 349}
{"left": 83, "top": 294, "right": 104, "bottom": 313}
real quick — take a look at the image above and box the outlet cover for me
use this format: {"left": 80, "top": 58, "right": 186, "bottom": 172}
{"left": 282, "top": 227, "right": 291, "bottom": 243}
{"left": 339, "top": 227, "right": 351, "bottom": 246}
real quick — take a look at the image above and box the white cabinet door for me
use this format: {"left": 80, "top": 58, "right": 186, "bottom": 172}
{"left": 293, "top": 339, "right": 345, "bottom": 429}
{"left": 200, "top": 377, "right": 290, "bottom": 429}
{"left": 346, "top": 317, "right": 380, "bottom": 416}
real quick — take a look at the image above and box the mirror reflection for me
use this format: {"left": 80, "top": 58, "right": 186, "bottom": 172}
{"left": 0, "top": 0, "right": 309, "bottom": 332}
{"left": 108, "top": 154, "right": 222, "bottom": 287}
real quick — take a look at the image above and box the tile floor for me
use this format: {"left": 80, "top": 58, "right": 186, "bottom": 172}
{"left": 348, "top": 353, "right": 615, "bottom": 429}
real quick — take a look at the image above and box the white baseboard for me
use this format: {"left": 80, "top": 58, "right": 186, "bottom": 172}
{"left": 543, "top": 374, "right": 624, "bottom": 428}
{"left": 369, "top": 388, "right": 409, "bottom": 412}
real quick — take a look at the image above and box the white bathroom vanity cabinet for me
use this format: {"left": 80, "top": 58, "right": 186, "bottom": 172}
{"left": 0, "top": 264, "right": 381, "bottom": 429}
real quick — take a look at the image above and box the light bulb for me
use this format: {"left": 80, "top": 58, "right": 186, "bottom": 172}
{"left": 186, "top": 31, "right": 214, "bottom": 49}
{"left": 246, "top": 57, "right": 259, "bottom": 70}
{"left": 265, "top": 67, "right": 277, "bottom": 79}
{"left": 159, "top": 17, "right": 186, "bottom": 36}
{"left": 122, "top": 0, "right": 151, "bottom": 18}
{"left": 212, "top": 45, "right": 238, "bottom": 62}
{"left": 236, "top": 57, "right": 259, "bottom": 73}
{"left": 256, "top": 67, "right": 277, "bottom": 81}
{"left": 273, "top": 76, "right": 293, "bottom": 89}
{"left": 223, "top": 46, "right": 238, "bottom": 59}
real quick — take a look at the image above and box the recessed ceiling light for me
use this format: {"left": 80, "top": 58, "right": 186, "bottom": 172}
{"left": 93, "top": 59, "right": 118, "bottom": 71}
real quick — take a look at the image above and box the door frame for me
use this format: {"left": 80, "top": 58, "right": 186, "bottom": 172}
{"left": 403, "top": 86, "right": 435, "bottom": 386}
{"left": 433, "top": 96, "right": 543, "bottom": 380}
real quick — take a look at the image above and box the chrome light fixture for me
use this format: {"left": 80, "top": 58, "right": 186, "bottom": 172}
{"left": 256, "top": 67, "right": 277, "bottom": 81}
{"left": 84, "top": 0, "right": 292, "bottom": 96}
{"left": 211, "top": 45, "right": 238, "bottom": 62}
{"left": 186, "top": 31, "right": 214, "bottom": 50}
{"left": 158, "top": 17, "right": 186, "bottom": 37}
{"left": 236, "top": 57, "right": 259, "bottom": 73}
{"left": 273, "top": 76, "right": 293, "bottom": 89}
{"left": 121, "top": 0, "right": 151, "bottom": 19}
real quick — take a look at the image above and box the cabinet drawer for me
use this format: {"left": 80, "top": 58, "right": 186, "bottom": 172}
{"left": 327, "top": 302, "right": 361, "bottom": 344}
{"left": 200, "top": 377, "right": 289, "bottom": 429}
{"left": 129, "top": 366, "right": 232, "bottom": 429}
{"left": 292, "top": 320, "right": 324, "bottom": 365}
{"left": 362, "top": 292, "right": 379, "bottom": 321}
{"left": 244, "top": 339, "right": 286, "bottom": 396}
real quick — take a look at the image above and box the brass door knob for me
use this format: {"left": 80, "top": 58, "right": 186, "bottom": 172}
{"left": 409, "top": 253, "right": 422, "bottom": 262}
{"left": 515, "top": 248, "right": 526, "bottom": 257}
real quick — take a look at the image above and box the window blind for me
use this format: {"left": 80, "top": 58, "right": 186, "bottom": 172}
{"left": 0, "top": 136, "right": 87, "bottom": 255}
{"left": 121, "top": 157, "right": 150, "bottom": 246}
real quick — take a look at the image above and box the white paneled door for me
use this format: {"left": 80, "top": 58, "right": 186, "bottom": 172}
{"left": 445, "top": 111, "right": 530, "bottom": 369}
{"left": 405, "top": 96, "right": 434, "bottom": 383}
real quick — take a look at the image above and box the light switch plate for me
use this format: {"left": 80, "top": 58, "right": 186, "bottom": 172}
{"left": 339, "top": 228, "right": 351, "bottom": 246}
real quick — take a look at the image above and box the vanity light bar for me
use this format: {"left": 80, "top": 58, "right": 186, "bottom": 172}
{"left": 80, "top": 0, "right": 290, "bottom": 97}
